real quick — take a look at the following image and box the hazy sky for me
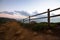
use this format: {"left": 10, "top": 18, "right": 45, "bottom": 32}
{"left": 0, "top": 0, "right": 60, "bottom": 12}
{"left": 0, "top": 0, "right": 60, "bottom": 21}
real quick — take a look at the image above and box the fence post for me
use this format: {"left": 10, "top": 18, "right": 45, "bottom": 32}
{"left": 29, "top": 16, "right": 30, "bottom": 24}
{"left": 48, "top": 9, "right": 50, "bottom": 29}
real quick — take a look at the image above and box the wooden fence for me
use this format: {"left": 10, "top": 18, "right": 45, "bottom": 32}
{"left": 22, "top": 7, "right": 60, "bottom": 27}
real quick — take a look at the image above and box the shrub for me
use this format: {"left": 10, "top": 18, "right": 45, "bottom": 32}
{"left": 23, "top": 22, "right": 57, "bottom": 32}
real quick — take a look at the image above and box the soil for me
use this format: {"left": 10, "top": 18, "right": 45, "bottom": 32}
{"left": 0, "top": 21, "right": 60, "bottom": 40}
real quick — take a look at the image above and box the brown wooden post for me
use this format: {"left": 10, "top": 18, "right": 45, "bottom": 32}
{"left": 48, "top": 9, "right": 50, "bottom": 28}
{"left": 29, "top": 16, "right": 30, "bottom": 24}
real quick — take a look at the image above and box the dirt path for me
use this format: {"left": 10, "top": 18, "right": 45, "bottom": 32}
{"left": 0, "top": 21, "right": 60, "bottom": 40}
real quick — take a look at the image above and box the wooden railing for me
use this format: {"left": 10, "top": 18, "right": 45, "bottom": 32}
{"left": 22, "top": 7, "right": 60, "bottom": 27}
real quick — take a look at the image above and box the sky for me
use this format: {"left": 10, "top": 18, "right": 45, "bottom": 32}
{"left": 0, "top": 0, "right": 60, "bottom": 12}
{"left": 0, "top": 0, "right": 60, "bottom": 22}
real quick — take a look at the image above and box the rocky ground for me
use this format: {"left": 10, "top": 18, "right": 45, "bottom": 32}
{"left": 0, "top": 21, "right": 60, "bottom": 40}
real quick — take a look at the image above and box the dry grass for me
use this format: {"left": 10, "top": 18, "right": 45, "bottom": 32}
{"left": 0, "top": 21, "right": 60, "bottom": 40}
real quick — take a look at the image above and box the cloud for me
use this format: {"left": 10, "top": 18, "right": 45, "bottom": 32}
{"left": 0, "top": 11, "right": 60, "bottom": 23}
{"left": 0, "top": 11, "right": 28, "bottom": 19}
{"left": 32, "top": 11, "right": 38, "bottom": 15}
{"left": 29, "top": 11, "right": 60, "bottom": 23}
{"left": 0, "top": 11, "right": 31, "bottom": 18}
{"left": 50, "top": 16, "right": 60, "bottom": 23}
{"left": 0, "top": 13, "right": 27, "bottom": 19}
{"left": 15, "top": 11, "right": 31, "bottom": 16}
{"left": 0, "top": 11, "right": 14, "bottom": 15}
{"left": 31, "top": 11, "right": 47, "bottom": 19}
{"left": 0, "top": 11, "right": 31, "bottom": 16}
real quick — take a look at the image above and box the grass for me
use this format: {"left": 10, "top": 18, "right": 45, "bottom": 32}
{"left": 23, "top": 22, "right": 57, "bottom": 31}
{"left": 0, "top": 19, "right": 60, "bottom": 40}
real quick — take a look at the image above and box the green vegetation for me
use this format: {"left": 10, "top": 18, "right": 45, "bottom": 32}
{"left": 22, "top": 22, "right": 59, "bottom": 32}
{"left": 0, "top": 17, "right": 59, "bottom": 32}
{"left": 0, "top": 17, "right": 16, "bottom": 24}
{"left": 0, "top": 18, "right": 60, "bottom": 40}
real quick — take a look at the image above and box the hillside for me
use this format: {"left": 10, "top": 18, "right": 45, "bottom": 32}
{"left": 0, "top": 18, "right": 60, "bottom": 40}
{"left": 0, "top": 17, "right": 17, "bottom": 24}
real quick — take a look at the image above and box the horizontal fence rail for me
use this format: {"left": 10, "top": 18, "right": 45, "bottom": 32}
{"left": 30, "top": 14, "right": 60, "bottom": 20}
{"left": 30, "top": 7, "right": 60, "bottom": 17}
{"left": 23, "top": 14, "right": 60, "bottom": 21}
{"left": 22, "top": 7, "right": 60, "bottom": 28}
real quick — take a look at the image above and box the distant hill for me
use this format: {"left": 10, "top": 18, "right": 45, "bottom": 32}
{"left": 0, "top": 17, "right": 17, "bottom": 24}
